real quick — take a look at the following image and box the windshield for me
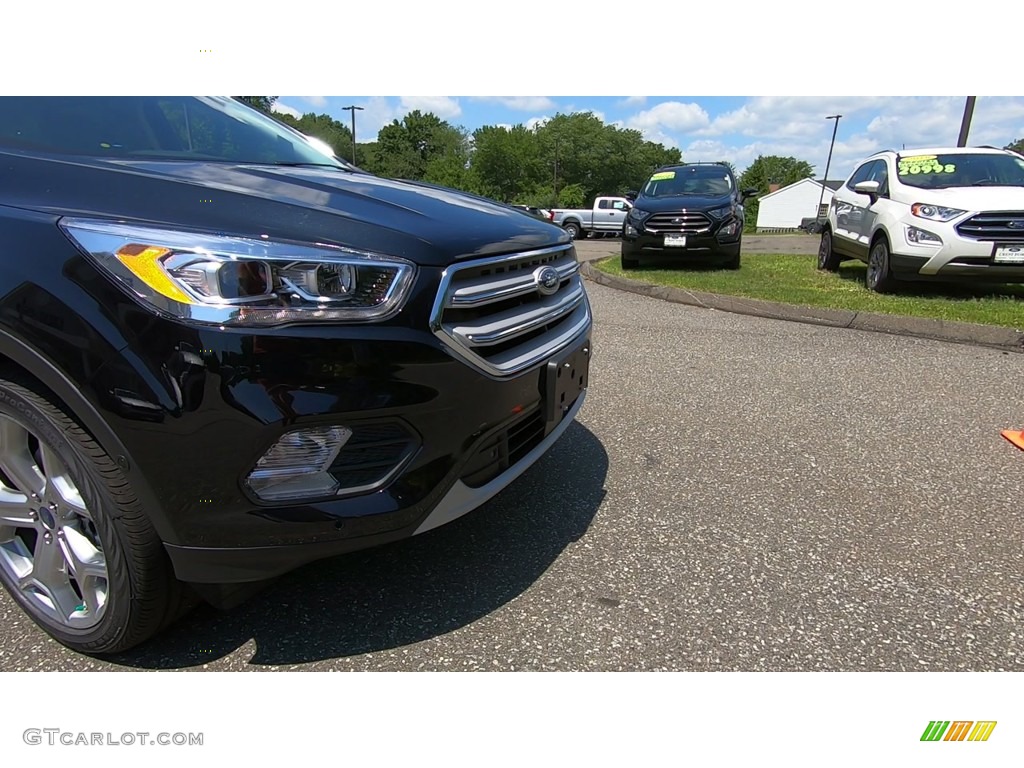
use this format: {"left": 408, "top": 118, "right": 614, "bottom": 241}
{"left": 642, "top": 166, "right": 734, "bottom": 197}
{"left": 0, "top": 96, "right": 350, "bottom": 167}
{"left": 896, "top": 152, "right": 1024, "bottom": 189}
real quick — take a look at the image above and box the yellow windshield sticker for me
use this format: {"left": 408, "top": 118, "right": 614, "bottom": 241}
{"left": 650, "top": 171, "right": 675, "bottom": 181}
{"left": 898, "top": 156, "right": 955, "bottom": 175}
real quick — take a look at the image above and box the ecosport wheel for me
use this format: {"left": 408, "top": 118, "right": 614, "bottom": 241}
{"left": 0, "top": 378, "right": 190, "bottom": 654}
{"left": 563, "top": 222, "right": 581, "bottom": 240}
{"left": 817, "top": 229, "right": 841, "bottom": 271}
{"left": 866, "top": 236, "right": 897, "bottom": 293}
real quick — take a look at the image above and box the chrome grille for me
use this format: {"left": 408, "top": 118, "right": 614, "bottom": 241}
{"left": 643, "top": 211, "right": 713, "bottom": 234}
{"left": 955, "top": 211, "right": 1024, "bottom": 241}
{"left": 431, "top": 244, "right": 591, "bottom": 377}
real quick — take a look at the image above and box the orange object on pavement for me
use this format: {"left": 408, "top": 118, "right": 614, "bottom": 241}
{"left": 1002, "top": 430, "right": 1024, "bottom": 451}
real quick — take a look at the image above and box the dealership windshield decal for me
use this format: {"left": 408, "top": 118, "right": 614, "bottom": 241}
{"left": 898, "top": 155, "right": 956, "bottom": 175}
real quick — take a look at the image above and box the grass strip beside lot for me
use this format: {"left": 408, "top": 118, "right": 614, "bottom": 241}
{"left": 595, "top": 254, "right": 1024, "bottom": 329}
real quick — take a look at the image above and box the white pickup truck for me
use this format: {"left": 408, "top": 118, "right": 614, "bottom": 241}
{"left": 548, "top": 196, "right": 633, "bottom": 239}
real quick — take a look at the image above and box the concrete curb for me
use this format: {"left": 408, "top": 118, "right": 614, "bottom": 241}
{"left": 580, "top": 261, "right": 1024, "bottom": 354}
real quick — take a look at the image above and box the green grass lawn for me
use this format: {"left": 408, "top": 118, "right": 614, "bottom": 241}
{"left": 594, "top": 254, "right": 1024, "bottom": 328}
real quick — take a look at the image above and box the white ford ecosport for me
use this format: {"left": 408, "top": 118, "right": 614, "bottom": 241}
{"left": 817, "top": 146, "right": 1024, "bottom": 292}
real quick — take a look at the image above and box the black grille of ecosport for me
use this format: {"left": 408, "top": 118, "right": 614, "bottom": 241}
{"left": 642, "top": 211, "right": 713, "bottom": 234}
{"left": 955, "top": 211, "right": 1024, "bottom": 241}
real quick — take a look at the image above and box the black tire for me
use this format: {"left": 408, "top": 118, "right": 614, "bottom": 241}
{"left": 564, "top": 222, "right": 581, "bottom": 240}
{"left": 722, "top": 241, "right": 742, "bottom": 270}
{"left": 621, "top": 254, "right": 639, "bottom": 269}
{"left": 817, "top": 228, "right": 841, "bottom": 271}
{"left": 0, "top": 377, "right": 191, "bottom": 655}
{"left": 866, "top": 235, "right": 898, "bottom": 293}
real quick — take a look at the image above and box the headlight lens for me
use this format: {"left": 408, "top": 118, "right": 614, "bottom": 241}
{"left": 60, "top": 219, "right": 416, "bottom": 326}
{"left": 710, "top": 205, "right": 734, "bottom": 219}
{"left": 906, "top": 226, "right": 942, "bottom": 246}
{"left": 911, "top": 203, "right": 966, "bottom": 222}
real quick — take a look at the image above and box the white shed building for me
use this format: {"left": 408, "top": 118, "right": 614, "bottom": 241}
{"left": 755, "top": 178, "right": 843, "bottom": 232}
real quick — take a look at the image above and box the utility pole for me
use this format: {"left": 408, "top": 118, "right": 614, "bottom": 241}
{"left": 553, "top": 137, "right": 560, "bottom": 203}
{"left": 957, "top": 97, "right": 976, "bottom": 147}
{"left": 341, "top": 104, "right": 364, "bottom": 165}
{"left": 817, "top": 115, "right": 842, "bottom": 222}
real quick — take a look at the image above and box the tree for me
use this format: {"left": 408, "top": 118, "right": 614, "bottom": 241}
{"left": 738, "top": 155, "right": 816, "bottom": 231}
{"left": 274, "top": 112, "right": 352, "bottom": 158}
{"left": 372, "top": 110, "right": 471, "bottom": 183}
{"left": 236, "top": 97, "right": 277, "bottom": 113}
{"left": 470, "top": 124, "right": 545, "bottom": 202}
{"left": 1006, "top": 138, "right": 1024, "bottom": 154}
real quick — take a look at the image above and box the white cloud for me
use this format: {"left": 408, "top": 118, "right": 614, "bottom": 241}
{"left": 272, "top": 102, "right": 302, "bottom": 119}
{"left": 525, "top": 115, "right": 551, "bottom": 131}
{"left": 472, "top": 96, "right": 556, "bottom": 111}
{"left": 626, "top": 101, "right": 711, "bottom": 146}
{"left": 302, "top": 96, "right": 328, "bottom": 108}
{"left": 618, "top": 96, "right": 647, "bottom": 107}
{"left": 398, "top": 96, "right": 462, "bottom": 119}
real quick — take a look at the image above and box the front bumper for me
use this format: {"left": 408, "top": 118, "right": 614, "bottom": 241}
{"left": 622, "top": 224, "right": 740, "bottom": 260}
{"left": 90, "top": 308, "right": 592, "bottom": 583}
{"left": 891, "top": 217, "right": 1024, "bottom": 279}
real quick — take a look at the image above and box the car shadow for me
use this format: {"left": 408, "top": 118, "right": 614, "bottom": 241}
{"left": 108, "top": 421, "right": 608, "bottom": 669}
{"left": 835, "top": 263, "right": 1024, "bottom": 300}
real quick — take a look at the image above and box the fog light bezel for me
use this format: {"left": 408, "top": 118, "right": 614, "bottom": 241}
{"left": 244, "top": 426, "right": 352, "bottom": 502}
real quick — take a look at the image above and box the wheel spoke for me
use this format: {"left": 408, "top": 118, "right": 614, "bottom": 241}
{"left": 0, "top": 490, "right": 34, "bottom": 529}
{"left": 59, "top": 527, "right": 107, "bottom": 616}
{"left": 39, "top": 445, "right": 88, "bottom": 518}
{"left": 21, "top": 533, "right": 81, "bottom": 620}
{"left": 0, "top": 417, "right": 45, "bottom": 496}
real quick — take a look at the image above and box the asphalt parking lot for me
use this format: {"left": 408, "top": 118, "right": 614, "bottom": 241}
{"left": 1, "top": 279, "right": 1022, "bottom": 671}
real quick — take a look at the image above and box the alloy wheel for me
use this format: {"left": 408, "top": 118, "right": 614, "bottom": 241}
{"left": 0, "top": 414, "right": 108, "bottom": 629}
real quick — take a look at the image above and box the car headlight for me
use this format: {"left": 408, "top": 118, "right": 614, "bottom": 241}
{"left": 911, "top": 203, "right": 966, "bottom": 222}
{"left": 710, "top": 205, "right": 734, "bottom": 219}
{"left": 626, "top": 207, "right": 647, "bottom": 223}
{"left": 906, "top": 226, "right": 942, "bottom": 246}
{"left": 60, "top": 219, "right": 416, "bottom": 326}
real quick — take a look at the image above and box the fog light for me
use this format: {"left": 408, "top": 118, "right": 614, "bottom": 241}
{"left": 246, "top": 426, "right": 352, "bottom": 501}
{"left": 719, "top": 220, "right": 739, "bottom": 237}
{"left": 906, "top": 226, "right": 942, "bottom": 246}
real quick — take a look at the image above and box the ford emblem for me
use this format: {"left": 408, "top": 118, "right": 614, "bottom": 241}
{"left": 1008, "top": 220, "right": 1024, "bottom": 229}
{"left": 534, "top": 266, "right": 561, "bottom": 296}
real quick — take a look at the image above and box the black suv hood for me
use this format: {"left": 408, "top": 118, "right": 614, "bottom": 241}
{"left": 1, "top": 152, "right": 568, "bottom": 267}
{"left": 632, "top": 193, "right": 732, "bottom": 213}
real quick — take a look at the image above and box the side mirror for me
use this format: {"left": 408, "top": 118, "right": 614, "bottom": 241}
{"left": 625, "top": 190, "right": 638, "bottom": 199}
{"left": 742, "top": 188, "right": 758, "bottom": 200}
{"left": 853, "top": 180, "right": 880, "bottom": 200}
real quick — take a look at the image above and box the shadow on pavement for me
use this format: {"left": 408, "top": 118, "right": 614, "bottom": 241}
{"left": 109, "top": 421, "right": 608, "bottom": 669}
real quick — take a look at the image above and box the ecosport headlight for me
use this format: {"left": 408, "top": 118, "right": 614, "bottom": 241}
{"left": 911, "top": 203, "right": 966, "bottom": 222}
{"left": 709, "top": 205, "right": 734, "bottom": 219}
{"left": 59, "top": 219, "right": 416, "bottom": 326}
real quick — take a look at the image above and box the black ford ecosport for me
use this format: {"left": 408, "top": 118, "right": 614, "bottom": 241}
{"left": 621, "top": 162, "right": 757, "bottom": 269}
{"left": 0, "top": 97, "right": 591, "bottom": 653}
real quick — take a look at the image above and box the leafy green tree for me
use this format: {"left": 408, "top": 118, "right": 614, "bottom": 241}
{"left": 739, "top": 155, "right": 816, "bottom": 231}
{"left": 273, "top": 112, "right": 352, "bottom": 159}
{"left": 470, "top": 124, "right": 545, "bottom": 202}
{"left": 236, "top": 97, "right": 277, "bottom": 113}
{"left": 373, "top": 110, "right": 470, "bottom": 182}
{"left": 1006, "top": 138, "right": 1024, "bottom": 154}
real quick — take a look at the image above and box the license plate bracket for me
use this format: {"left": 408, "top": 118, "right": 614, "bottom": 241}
{"left": 543, "top": 339, "right": 591, "bottom": 424}
{"left": 993, "top": 244, "right": 1024, "bottom": 264}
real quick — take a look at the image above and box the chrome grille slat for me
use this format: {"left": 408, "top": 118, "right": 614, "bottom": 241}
{"left": 453, "top": 283, "right": 585, "bottom": 346}
{"left": 955, "top": 211, "right": 1024, "bottom": 241}
{"left": 448, "top": 260, "right": 579, "bottom": 308}
{"left": 643, "top": 211, "right": 713, "bottom": 234}
{"left": 430, "top": 244, "right": 591, "bottom": 377}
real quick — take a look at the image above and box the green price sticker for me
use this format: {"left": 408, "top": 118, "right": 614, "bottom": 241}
{"left": 650, "top": 171, "right": 675, "bottom": 181}
{"left": 898, "top": 156, "right": 955, "bottom": 175}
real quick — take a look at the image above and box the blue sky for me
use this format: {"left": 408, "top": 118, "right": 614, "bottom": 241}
{"left": 274, "top": 96, "right": 1024, "bottom": 183}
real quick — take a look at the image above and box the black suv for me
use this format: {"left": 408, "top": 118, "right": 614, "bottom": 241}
{"left": 0, "top": 97, "right": 592, "bottom": 654}
{"left": 621, "top": 162, "right": 757, "bottom": 269}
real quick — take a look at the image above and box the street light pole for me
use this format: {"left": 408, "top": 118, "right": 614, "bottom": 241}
{"left": 957, "top": 96, "right": 977, "bottom": 147}
{"left": 817, "top": 114, "right": 842, "bottom": 223}
{"left": 341, "top": 104, "right": 364, "bottom": 165}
